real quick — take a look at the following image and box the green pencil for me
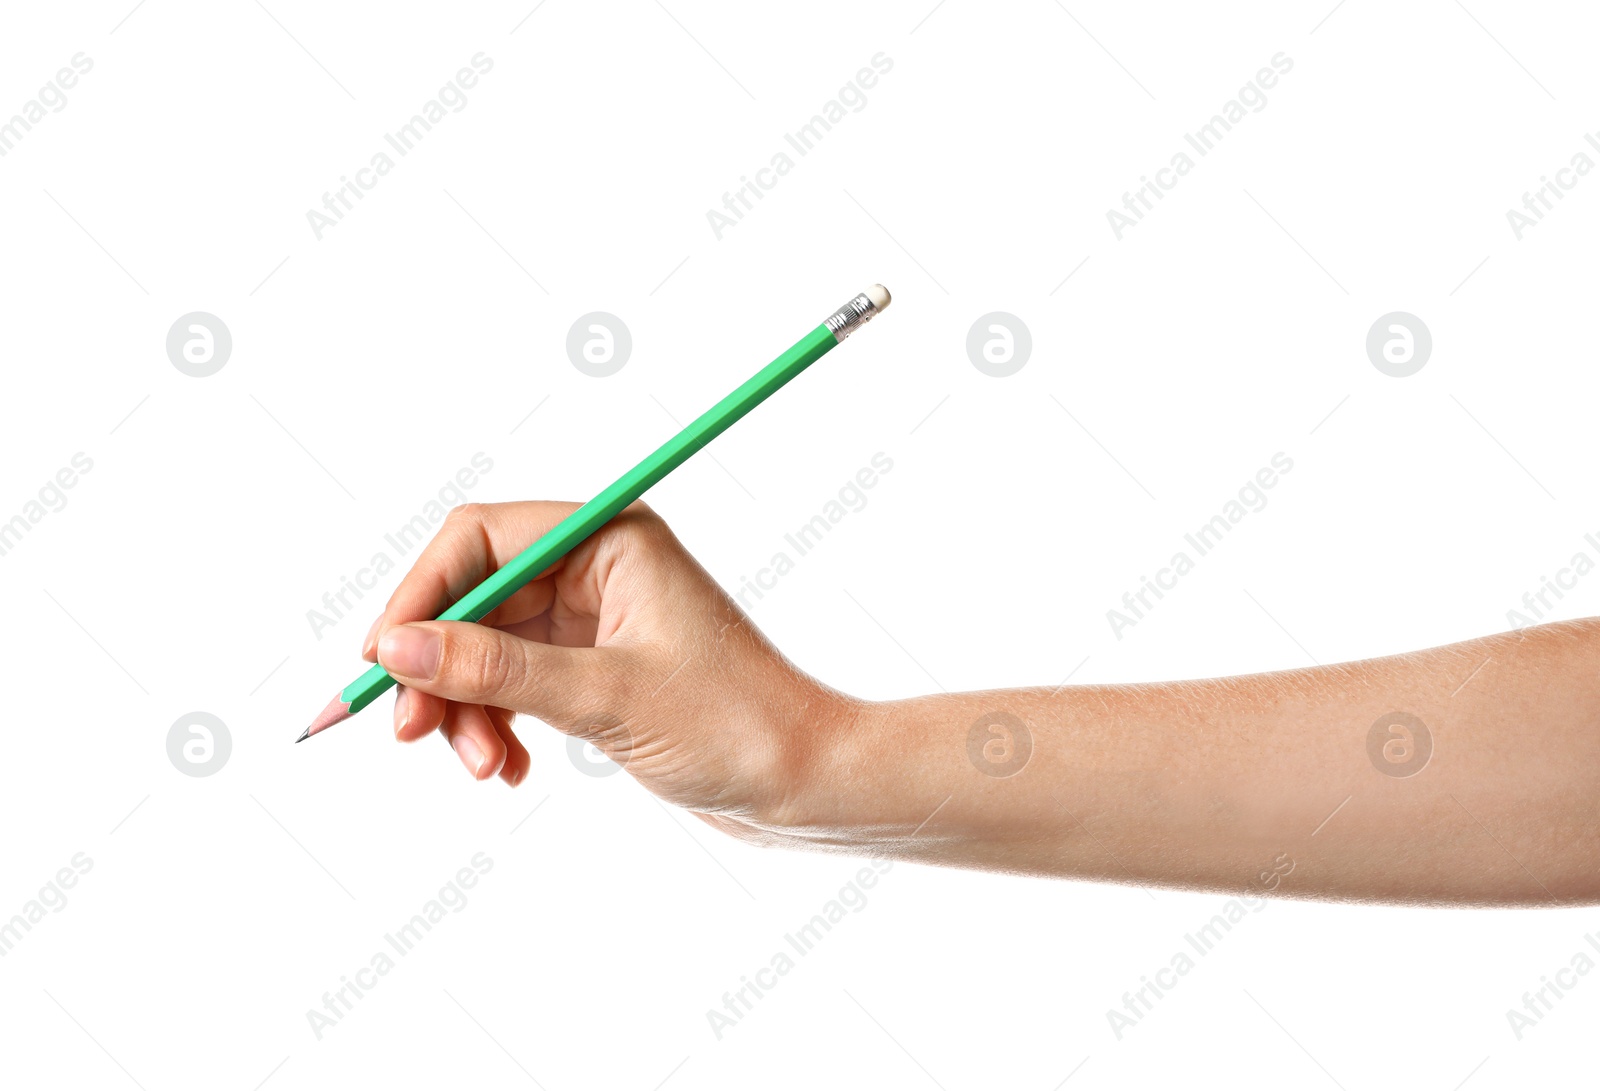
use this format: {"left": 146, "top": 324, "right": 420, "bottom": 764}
{"left": 298, "top": 284, "right": 892, "bottom": 742}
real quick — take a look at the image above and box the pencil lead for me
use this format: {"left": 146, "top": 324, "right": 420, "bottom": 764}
{"left": 295, "top": 727, "right": 311, "bottom": 744}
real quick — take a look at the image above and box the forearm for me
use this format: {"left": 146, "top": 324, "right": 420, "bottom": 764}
{"left": 788, "top": 620, "right": 1600, "bottom": 904}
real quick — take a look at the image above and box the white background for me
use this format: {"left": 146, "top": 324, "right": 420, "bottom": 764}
{"left": 2, "top": 0, "right": 1597, "bottom": 1087}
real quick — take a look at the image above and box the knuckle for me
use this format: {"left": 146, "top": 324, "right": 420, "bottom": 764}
{"left": 631, "top": 508, "right": 674, "bottom": 547}
{"left": 476, "top": 639, "right": 521, "bottom": 698}
{"left": 617, "top": 500, "right": 662, "bottom": 531}
{"left": 444, "top": 629, "right": 521, "bottom": 699}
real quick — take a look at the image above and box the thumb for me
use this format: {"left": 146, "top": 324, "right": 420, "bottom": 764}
{"left": 377, "top": 621, "right": 636, "bottom": 733}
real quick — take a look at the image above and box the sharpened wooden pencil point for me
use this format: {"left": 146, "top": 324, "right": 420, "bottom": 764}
{"left": 299, "top": 694, "right": 353, "bottom": 742}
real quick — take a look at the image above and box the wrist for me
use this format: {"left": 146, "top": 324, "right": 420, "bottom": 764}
{"left": 765, "top": 691, "right": 943, "bottom": 849}
{"left": 763, "top": 689, "right": 1063, "bottom": 863}
{"left": 762, "top": 686, "right": 874, "bottom": 841}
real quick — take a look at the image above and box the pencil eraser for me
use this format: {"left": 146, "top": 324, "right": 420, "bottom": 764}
{"left": 865, "top": 283, "right": 891, "bottom": 310}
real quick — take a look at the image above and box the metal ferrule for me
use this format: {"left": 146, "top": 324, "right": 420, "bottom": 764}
{"left": 824, "top": 293, "right": 880, "bottom": 343}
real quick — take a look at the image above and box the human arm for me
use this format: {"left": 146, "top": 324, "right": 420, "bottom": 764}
{"left": 366, "top": 500, "right": 1600, "bottom": 905}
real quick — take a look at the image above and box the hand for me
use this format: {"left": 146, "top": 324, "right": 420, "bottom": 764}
{"left": 362, "top": 501, "right": 854, "bottom": 834}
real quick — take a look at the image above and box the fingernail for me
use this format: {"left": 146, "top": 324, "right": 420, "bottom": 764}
{"left": 453, "top": 734, "right": 485, "bottom": 777}
{"left": 363, "top": 615, "right": 384, "bottom": 658}
{"left": 379, "top": 625, "right": 440, "bottom": 680}
{"left": 394, "top": 688, "right": 410, "bottom": 737}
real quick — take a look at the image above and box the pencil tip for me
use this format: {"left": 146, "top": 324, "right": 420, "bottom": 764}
{"left": 298, "top": 694, "right": 354, "bottom": 744}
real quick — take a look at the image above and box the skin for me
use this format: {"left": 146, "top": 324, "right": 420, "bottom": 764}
{"left": 365, "top": 500, "right": 1600, "bottom": 907}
